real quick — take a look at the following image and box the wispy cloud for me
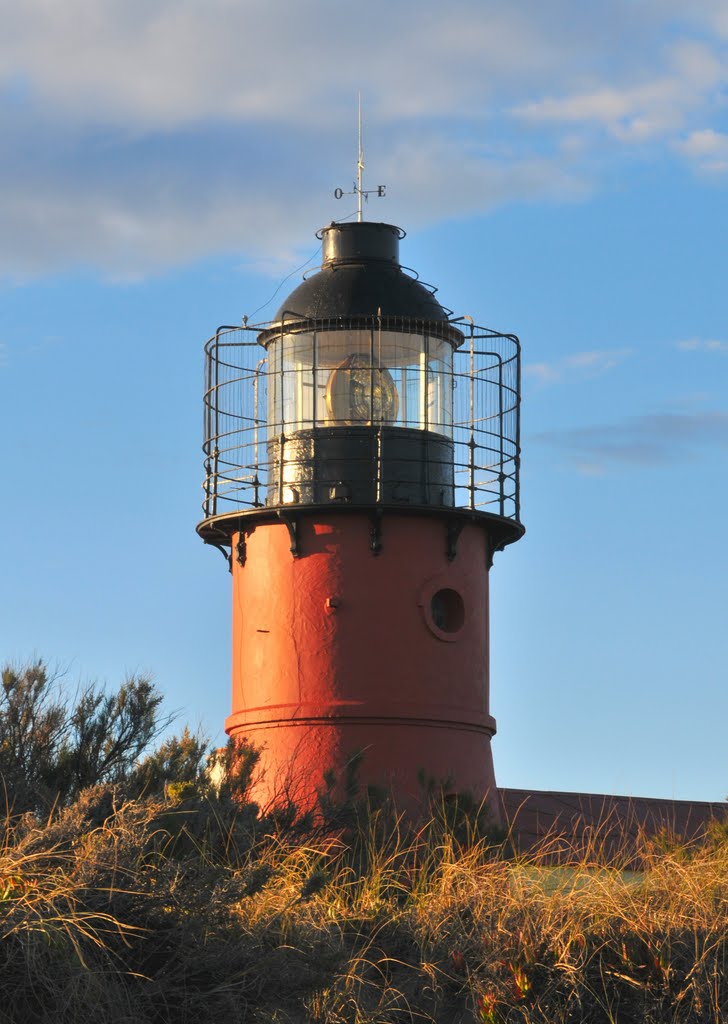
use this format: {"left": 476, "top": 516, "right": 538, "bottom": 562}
{"left": 676, "top": 337, "right": 728, "bottom": 353}
{"left": 674, "top": 129, "right": 728, "bottom": 173}
{"left": 0, "top": 1, "right": 726, "bottom": 277}
{"left": 525, "top": 348, "right": 633, "bottom": 386}
{"left": 533, "top": 410, "right": 728, "bottom": 473}
{"left": 0, "top": 1, "right": 608, "bottom": 130}
{"left": 513, "top": 40, "right": 725, "bottom": 144}
{"left": 378, "top": 136, "right": 591, "bottom": 229}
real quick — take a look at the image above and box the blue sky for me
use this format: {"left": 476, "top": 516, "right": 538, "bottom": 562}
{"left": 1, "top": 0, "right": 726, "bottom": 801}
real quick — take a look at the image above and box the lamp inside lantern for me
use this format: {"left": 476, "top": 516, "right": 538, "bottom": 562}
{"left": 325, "top": 353, "right": 399, "bottom": 425}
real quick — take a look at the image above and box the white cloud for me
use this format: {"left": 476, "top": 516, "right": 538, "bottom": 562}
{"left": 513, "top": 40, "right": 726, "bottom": 144}
{"left": 0, "top": 0, "right": 726, "bottom": 277}
{"left": 0, "top": 115, "right": 593, "bottom": 280}
{"left": 0, "top": 0, "right": 578, "bottom": 129}
{"left": 0, "top": 0, "right": 723, "bottom": 135}
{"left": 563, "top": 350, "right": 633, "bottom": 371}
{"left": 676, "top": 337, "right": 728, "bottom": 352}
{"left": 0, "top": 169, "right": 325, "bottom": 280}
{"left": 377, "top": 136, "right": 592, "bottom": 229}
{"left": 676, "top": 0, "right": 728, "bottom": 40}
{"left": 526, "top": 362, "right": 561, "bottom": 385}
{"left": 525, "top": 348, "right": 634, "bottom": 386}
{"left": 678, "top": 129, "right": 728, "bottom": 156}
{"left": 674, "top": 129, "right": 728, "bottom": 173}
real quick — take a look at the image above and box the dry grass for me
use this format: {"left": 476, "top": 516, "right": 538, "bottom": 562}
{"left": 0, "top": 789, "right": 726, "bottom": 1023}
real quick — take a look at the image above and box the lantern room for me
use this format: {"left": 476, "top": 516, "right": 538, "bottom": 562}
{"left": 200, "top": 221, "right": 522, "bottom": 535}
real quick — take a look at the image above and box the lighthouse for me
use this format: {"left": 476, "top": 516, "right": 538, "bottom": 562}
{"left": 198, "top": 217, "right": 523, "bottom": 818}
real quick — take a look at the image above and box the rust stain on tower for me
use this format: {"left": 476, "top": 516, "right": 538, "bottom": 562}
{"left": 197, "top": 219, "right": 524, "bottom": 817}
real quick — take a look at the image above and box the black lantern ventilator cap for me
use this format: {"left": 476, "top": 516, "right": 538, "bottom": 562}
{"left": 272, "top": 220, "right": 453, "bottom": 326}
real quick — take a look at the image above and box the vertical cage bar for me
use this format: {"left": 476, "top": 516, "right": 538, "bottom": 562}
{"left": 375, "top": 315, "right": 383, "bottom": 501}
{"left": 211, "top": 332, "right": 221, "bottom": 517}
{"left": 253, "top": 356, "right": 266, "bottom": 508}
{"left": 203, "top": 342, "right": 212, "bottom": 519}
{"left": 278, "top": 328, "right": 286, "bottom": 502}
{"left": 515, "top": 338, "right": 521, "bottom": 522}
{"left": 498, "top": 356, "right": 505, "bottom": 516}
{"left": 311, "top": 331, "right": 318, "bottom": 429}
{"left": 468, "top": 324, "right": 475, "bottom": 511}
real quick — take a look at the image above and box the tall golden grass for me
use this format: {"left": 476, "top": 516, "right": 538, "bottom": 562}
{"left": 0, "top": 786, "right": 726, "bottom": 1023}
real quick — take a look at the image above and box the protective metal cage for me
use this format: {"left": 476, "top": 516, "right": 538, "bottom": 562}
{"left": 200, "top": 316, "right": 521, "bottom": 531}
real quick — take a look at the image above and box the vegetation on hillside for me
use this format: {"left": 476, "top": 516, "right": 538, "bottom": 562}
{"left": 0, "top": 661, "right": 726, "bottom": 1023}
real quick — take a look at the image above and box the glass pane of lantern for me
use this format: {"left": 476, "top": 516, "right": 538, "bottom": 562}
{"left": 266, "top": 328, "right": 454, "bottom": 436}
{"left": 427, "top": 338, "right": 453, "bottom": 436}
{"left": 282, "top": 332, "right": 314, "bottom": 430}
{"left": 267, "top": 338, "right": 281, "bottom": 429}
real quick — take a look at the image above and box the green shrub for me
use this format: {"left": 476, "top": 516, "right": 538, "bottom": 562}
{"left": 0, "top": 660, "right": 189, "bottom": 814}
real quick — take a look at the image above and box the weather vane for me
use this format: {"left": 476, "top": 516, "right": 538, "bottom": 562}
{"left": 334, "top": 94, "right": 386, "bottom": 221}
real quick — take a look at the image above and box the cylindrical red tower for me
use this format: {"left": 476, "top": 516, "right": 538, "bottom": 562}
{"left": 198, "top": 220, "right": 523, "bottom": 819}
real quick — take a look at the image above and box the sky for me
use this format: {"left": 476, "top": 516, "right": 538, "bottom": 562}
{"left": 1, "top": 0, "right": 727, "bottom": 802}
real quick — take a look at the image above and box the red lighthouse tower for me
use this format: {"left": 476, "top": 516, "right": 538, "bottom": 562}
{"left": 198, "top": 219, "right": 523, "bottom": 818}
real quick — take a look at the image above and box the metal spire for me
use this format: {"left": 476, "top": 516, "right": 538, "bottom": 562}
{"left": 357, "top": 92, "right": 364, "bottom": 222}
{"left": 334, "top": 95, "right": 386, "bottom": 216}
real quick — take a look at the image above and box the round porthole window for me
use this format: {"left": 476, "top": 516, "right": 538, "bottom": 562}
{"left": 430, "top": 588, "right": 465, "bottom": 634}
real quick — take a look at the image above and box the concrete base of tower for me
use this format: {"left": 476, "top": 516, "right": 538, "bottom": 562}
{"left": 227, "top": 509, "right": 503, "bottom": 825}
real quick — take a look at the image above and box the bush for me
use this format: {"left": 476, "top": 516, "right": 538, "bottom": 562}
{"left": 132, "top": 726, "right": 210, "bottom": 800}
{"left": 0, "top": 660, "right": 182, "bottom": 813}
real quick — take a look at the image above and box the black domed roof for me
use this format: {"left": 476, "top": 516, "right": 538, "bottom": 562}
{"left": 271, "top": 221, "right": 451, "bottom": 324}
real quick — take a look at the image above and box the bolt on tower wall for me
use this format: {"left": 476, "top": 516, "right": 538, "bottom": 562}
{"left": 198, "top": 220, "right": 524, "bottom": 817}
